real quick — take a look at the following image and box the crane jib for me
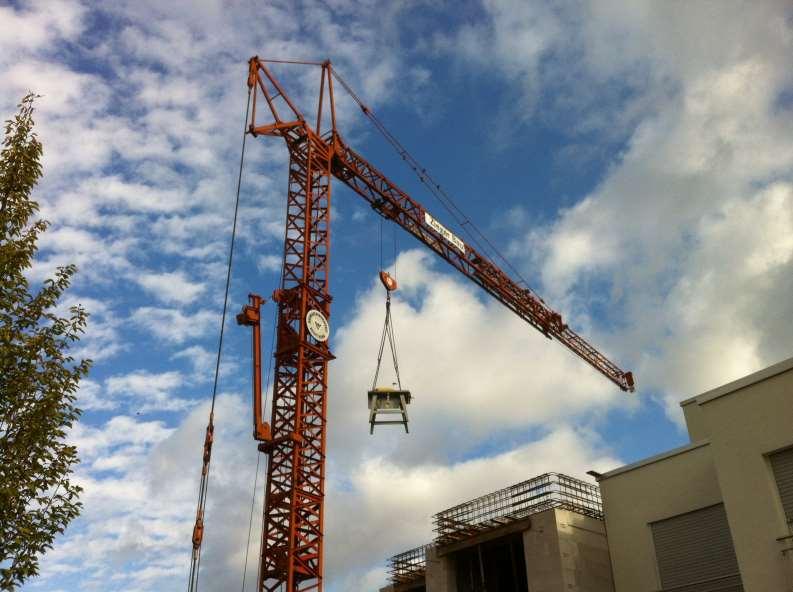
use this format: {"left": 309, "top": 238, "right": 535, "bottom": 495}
{"left": 424, "top": 210, "right": 466, "bottom": 254}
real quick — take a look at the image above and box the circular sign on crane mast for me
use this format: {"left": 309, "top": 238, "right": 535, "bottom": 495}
{"left": 306, "top": 309, "right": 330, "bottom": 342}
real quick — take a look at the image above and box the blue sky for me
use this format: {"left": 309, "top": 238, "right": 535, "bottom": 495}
{"left": 2, "top": 1, "right": 793, "bottom": 590}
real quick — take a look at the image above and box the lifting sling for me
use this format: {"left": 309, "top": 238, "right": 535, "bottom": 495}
{"left": 368, "top": 271, "right": 412, "bottom": 433}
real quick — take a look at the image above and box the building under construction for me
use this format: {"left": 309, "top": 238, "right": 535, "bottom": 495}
{"left": 381, "top": 356, "right": 793, "bottom": 592}
{"left": 380, "top": 473, "right": 613, "bottom": 592}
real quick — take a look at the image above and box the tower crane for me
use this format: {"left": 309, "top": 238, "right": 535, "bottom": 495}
{"left": 227, "top": 57, "right": 633, "bottom": 592}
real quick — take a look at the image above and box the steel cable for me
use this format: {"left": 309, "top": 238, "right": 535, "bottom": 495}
{"left": 331, "top": 69, "right": 541, "bottom": 299}
{"left": 240, "top": 452, "right": 262, "bottom": 592}
{"left": 187, "top": 84, "right": 252, "bottom": 592}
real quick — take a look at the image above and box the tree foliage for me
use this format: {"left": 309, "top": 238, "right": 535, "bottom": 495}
{"left": 0, "top": 94, "right": 91, "bottom": 590}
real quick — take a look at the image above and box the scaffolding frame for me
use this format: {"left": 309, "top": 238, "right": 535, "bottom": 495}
{"left": 388, "top": 544, "right": 431, "bottom": 584}
{"left": 432, "top": 472, "right": 602, "bottom": 545}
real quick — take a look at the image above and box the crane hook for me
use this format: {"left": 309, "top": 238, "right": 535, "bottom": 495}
{"left": 379, "top": 270, "right": 398, "bottom": 292}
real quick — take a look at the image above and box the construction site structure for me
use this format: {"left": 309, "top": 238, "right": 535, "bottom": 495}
{"left": 381, "top": 356, "right": 793, "bottom": 592}
{"left": 381, "top": 473, "right": 613, "bottom": 592}
{"left": 234, "top": 57, "right": 634, "bottom": 592}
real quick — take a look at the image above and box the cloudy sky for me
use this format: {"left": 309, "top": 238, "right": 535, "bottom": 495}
{"left": 3, "top": 1, "right": 793, "bottom": 590}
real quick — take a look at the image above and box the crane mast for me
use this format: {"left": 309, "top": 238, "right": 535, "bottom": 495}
{"left": 243, "top": 57, "right": 634, "bottom": 592}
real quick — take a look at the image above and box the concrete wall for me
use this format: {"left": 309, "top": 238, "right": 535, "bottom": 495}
{"left": 522, "top": 509, "right": 563, "bottom": 591}
{"left": 425, "top": 545, "right": 455, "bottom": 592}
{"left": 555, "top": 509, "right": 614, "bottom": 592}
{"left": 599, "top": 441, "right": 722, "bottom": 591}
{"left": 600, "top": 356, "right": 793, "bottom": 592}
{"left": 681, "top": 397, "right": 708, "bottom": 441}
{"left": 694, "top": 365, "right": 793, "bottom": 591}
{"left": 522, "top": 508, "right": 613, "bottom": 592}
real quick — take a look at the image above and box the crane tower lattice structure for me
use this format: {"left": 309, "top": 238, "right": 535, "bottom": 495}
{"left": 242, "top": 57, "right": 634, "bottom": 592}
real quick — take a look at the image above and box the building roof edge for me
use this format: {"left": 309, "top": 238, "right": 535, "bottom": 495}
{"left": 679, "top": 355, "right": 793, "bottom": 408}
{"left": 598, "top": 439, "right": 710, "bottom": 481}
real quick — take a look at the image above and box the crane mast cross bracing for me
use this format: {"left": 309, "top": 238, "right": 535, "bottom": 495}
{"left": 242, "top": 56, "right": 634, "bottom": 592}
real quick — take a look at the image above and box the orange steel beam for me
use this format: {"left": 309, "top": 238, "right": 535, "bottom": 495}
{"left": 242, "top": 56, "right": 634, "bottom": 592}
{"left": 236, "top": 294, "right": 272, "bottom": 442}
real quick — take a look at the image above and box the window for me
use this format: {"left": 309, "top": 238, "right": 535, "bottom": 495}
{"left": 770, "top": 447, "right": 793, "bottom": 524}
{"left": 651, "top": 503, "right": 743, "bottom": 591}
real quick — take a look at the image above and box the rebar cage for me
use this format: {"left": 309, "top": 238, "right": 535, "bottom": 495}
{"left": 388, "top": 544, "right": 431, "bottom": 584}
{"left": 432, "top": 472, "right": 602, "bottom": 545}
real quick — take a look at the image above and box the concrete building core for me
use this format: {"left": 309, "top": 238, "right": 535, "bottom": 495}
{"left": 598, "top": 355, "right": 793, "bottom": 591}
{"left": 380, "top": 473, "right": 614, "bottom": 592}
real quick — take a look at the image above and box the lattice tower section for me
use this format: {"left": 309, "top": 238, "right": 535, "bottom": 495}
{"left": 259, "top": 127, "right": 332, "bottom": 592}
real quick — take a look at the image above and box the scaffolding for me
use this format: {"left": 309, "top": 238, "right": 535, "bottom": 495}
{"left": 432, "top": 472, "right": 602, "bottom": 545}
{"left": 386, "top": 473, "right": 602, "bottom": 584}
{"left": 388, "top": 544, "right": 431, "bottom": 584}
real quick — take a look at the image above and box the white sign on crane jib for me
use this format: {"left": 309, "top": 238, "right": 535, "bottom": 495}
{"left": 424, "top": 211, "right": 465, "bottom": 254}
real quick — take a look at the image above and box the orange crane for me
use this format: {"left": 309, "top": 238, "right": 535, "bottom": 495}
{"left": 230, "top": 57, "right": 633, "bottom": 592}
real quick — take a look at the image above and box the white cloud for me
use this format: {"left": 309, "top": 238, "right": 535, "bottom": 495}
{"left": 256, "top": 254, "right": 282, "bottom": 273}
{"left": 0, "top": 1, "right": 85, "bottom": 59}
{"left": 76, "top": 379, "right": 112, "bottom": 411}
{"left": 104, "top": 370, "right": 193, "bottom": 413}
{"left": 465, "top": 0, "right": 793, "bottom": 421}
{"left": 52, "top": 295, "right": 125, "bottom": 363}
{"left": 135, "top": 271, "right": 206, "bottom": 304}
{"left": 34, "top": 395, "right": 262, "bottom": 592}
{"left": 131, "top": 307, "right": 217, "bottom": 345}
{"left": 172, "top": 345, "right": 215, "bottom": 376}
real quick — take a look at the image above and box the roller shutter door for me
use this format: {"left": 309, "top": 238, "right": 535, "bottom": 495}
{"left": 770, "top": 447, "right": 793, "bottom": 523}
{"left": 650, "top": 503, "right": 743, "bottom": 592}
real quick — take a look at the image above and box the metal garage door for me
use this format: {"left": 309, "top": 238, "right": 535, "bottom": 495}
{"left": 650, "top": 503, "right": 743, "bottom": 592}
{"left": 770, "top": 447, "right": 793, "bottom": 524}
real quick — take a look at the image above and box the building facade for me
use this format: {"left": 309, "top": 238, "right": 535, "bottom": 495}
{"left": 598, "top": 356, "right": 793, "bottom": 591}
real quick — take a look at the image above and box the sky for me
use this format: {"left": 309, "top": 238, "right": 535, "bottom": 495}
{"left": 2, "top": 0, "right": 793, "bottom": 590}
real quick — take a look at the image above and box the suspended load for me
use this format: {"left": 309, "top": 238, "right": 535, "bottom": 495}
{"left": 368, "top": 270, "right": 412, "bottom": 434}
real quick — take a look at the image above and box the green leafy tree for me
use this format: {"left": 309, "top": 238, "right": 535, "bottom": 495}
{"left": 0, "top": 94, "right": 91, "bottom": 590}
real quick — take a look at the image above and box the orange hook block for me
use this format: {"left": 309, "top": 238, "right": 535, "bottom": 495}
{"left": 379, "top": 270, "right": 398, "bottom": 292}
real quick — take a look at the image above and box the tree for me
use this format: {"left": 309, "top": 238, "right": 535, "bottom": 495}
{"left": 0, "top": 94, "right": 91, "bottom": 590}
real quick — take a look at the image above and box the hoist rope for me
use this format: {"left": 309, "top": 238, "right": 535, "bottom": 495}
{"left": 392, "top": 224, "right": 397, "bottom": 280}
{"left": 379, "top": 216, "right": 384, "bottom": 270}
{"left": 331, "top": 69, "right": 542, "bottom": 300}
{"left": 187, "top": 84, "right": 252, "bottom": 592}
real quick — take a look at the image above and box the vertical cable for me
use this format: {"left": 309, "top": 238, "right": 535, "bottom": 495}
{"left": 187, "top": 84, "right": 252, "bottom": 592}
{"left": 392, "top": 224, "right": 397, "bottom": 280}
{"left": 240, "top": 452, "right": 262, "bottom": 592}
{"left": 379, "top": 215, "right": 384, "bottom": 270}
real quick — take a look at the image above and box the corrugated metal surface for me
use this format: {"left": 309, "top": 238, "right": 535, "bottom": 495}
{"left": 651, "top": 503, "right": 742, "bottom": 591}
{"left": 770, "top": 447, "right": 793, "bottom": 523}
